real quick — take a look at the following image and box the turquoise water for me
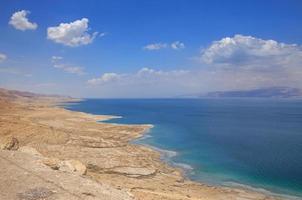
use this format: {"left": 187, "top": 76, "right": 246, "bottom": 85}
{"left": 65, "top": 98, "right": 302, "bottom": 198}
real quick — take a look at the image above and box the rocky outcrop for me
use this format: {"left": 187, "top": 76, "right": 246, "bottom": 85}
{"left": 58, "top": 159, "right": 87, "bottom": 175}
{"left": 16, "top": 145, "right": 87, "bottom": 176}
{"left": 43, "top": 158, "right": 87, "bottom": 175}
{"left": 0, "top": 150, "right": 133, "bottom": 200}
{"left": 0, "top": 136, "right": 19, "bottom": 150}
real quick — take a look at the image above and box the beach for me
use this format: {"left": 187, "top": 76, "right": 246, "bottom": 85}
{"left": 0, "top": 89, "right": 282, "bottom": 199}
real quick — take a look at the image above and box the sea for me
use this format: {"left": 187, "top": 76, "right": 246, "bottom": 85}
{"left": 65, "top": 98, "right": 302, "bottom": 199}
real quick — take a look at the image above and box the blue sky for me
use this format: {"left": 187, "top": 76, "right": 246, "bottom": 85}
{"left": 1, "top": 0, "right": 302, "bottom": 97}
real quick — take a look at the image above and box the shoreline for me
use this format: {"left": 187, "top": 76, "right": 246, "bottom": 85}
{"left": 0, "top": 95, "right": 290, "bottom": 199}
{"left": 63, "top": 100, "right": 300, "bottom": 200}
{"left": 112, "top": 122, "right": 302, "bottom": 200}
{"left": 132, "top": 125, "right": 302, "bottom": 200}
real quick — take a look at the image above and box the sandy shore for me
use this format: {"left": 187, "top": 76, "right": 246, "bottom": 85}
{"left": 0, "top": 92, "right": 284, "bottom": 199}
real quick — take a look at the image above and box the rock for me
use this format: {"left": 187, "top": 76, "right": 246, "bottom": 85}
{"left": 0, "top": 136, "right": 19, "bottom": 150}
{"left": 59, "top": 160, "right": 87, "bottom": 175}
{"left": 43, "top": 158, "right": 87, "bottom": 174}
{"left": 43, "top": 158, "right": 60, "bottom": 170}
{"left": 0, "top": 150, "right": 133, "bottom": 200}
{"left": 18, "top": 146, "right": 42, "bottom": 157}
{"left": 110, "top": 167, "right": 156, "bottom": 178}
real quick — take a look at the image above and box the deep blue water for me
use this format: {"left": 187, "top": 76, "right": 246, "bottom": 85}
{"left": 65, "top": 98, "right": 302, "bottom": 198}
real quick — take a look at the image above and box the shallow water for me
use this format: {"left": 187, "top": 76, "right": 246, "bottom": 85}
{"left": 65, "top": 98, "right": 302, "bottom": 198}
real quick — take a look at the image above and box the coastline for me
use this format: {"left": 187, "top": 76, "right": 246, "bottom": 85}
{"left": 136, "top": 133, "right": 302, "bottom": 200}
{"left": 63, "top": 99, "right": 294, "bottom": 200}
{"left": 95, "top": 112, "right": 301, "bottom": 200}
{"left": 0, "top": 95, "right": 289, "bottom": 199}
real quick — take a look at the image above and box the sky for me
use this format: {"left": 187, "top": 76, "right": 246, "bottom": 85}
{"left": 0, "top": 0, "right": 302, "bottom": 98}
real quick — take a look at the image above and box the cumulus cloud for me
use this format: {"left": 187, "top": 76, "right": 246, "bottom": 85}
{"left": 200, "top": 34, "right": 302, "bottom": 69}
{"left": 144, "top": 41, "right": 185, "bottom": 50}
{"left": 47, "top": 18, "right": 100, "bottom": 47}
{"left": 51, "top": 56, "right": 85, "bottom": 75}
{"left": 9, "top": 10, "right": 37, "bottom": 31}
{"left": 195, "top": 34, "right": 302, "bottom": 91}
{"left": 0, "top": 53, "right": 7, "bottom": 62}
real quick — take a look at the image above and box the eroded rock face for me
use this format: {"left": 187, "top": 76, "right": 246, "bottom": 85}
{"left": 59, "top": 159, "right": 87, "bottom": 175}
{"left": 0, "top": 136, "right": 19, "bottom": 150}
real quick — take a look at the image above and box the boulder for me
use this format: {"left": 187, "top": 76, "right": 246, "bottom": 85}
{"left": 59, "top": 160, "right": 87, "bottom": 175}
{"left": 43, "top": 158, "right": 60, "bottom": 170}
{"left": 0, "top": 136, "right": 19, "bottom": 150}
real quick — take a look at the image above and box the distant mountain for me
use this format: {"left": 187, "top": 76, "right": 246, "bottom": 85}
{"left": 203, "top": 87, "right": 302, "bottom": 98}
{"left": 0, "top": 88, "right": 73, "bottom": 102}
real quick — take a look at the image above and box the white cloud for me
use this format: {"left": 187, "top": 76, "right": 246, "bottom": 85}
{"left": 9, "top": 10, "right": 37, "bottom": 31}
{"left": 51, "top": 56, "right": 85, "bottom": 75}
{"left": 200, "top": 34, "right": 302, "bottom": 69}
{"left": 195, "top": 34, "right": 302, "bottom": 91}
{"left": 144, "top": 41, "right": 185, "bottom": 51}
{"left": 51, "top": 56, "right": 63, "bottom": 62}
{"left": 143, "top": 43, "right": 168, "bottom": 50}
{"left": 98, "top": 32, "right": 107, "bottom": 37}
{"left": 137, "top": 67, "right": 159, "bottom": 75}
{"left": 47, "top": 18, "right": 100, "bottom": 47}
{"left": 5, "top": 34, "right": 300, "bottom": 98}
{"left": 85, "top": 35, "right": 302, "bottom": 97}
{"left": 137, "top": 67, "right": 188, "bottom": 77}
{"left": 0, "top": 66, "right": 33, "bottom": 77}
{"left": 63, "top": 67, "right": 84, "bottom": 75}
{"left": 86, "top": 68, "right": 192, "bottom": 97}
{"left": 53, "top": 64, "right": 85, "bottom": 75}
{"left": 87, "top": 73, "right": 121, "bottom": 85}
{"left": 34, "top": 83, "right": 56, "bottom": 88}
{"left": 0, "top": 53, "right": 7, "bottom": 62}
{"left": 87, "top": 67, "right": 189, "bottom": 86}
{"left": 171, "top": 41, "right": 185, "bottom": 50}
